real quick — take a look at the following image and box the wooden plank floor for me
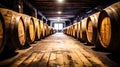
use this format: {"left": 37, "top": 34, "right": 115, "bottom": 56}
{"left": 0, "top": 33, "right": 120, "bottom": 67}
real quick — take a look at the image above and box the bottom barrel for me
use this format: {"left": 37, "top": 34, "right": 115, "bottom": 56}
{"left": 0, "top": 8, "right": 26, "bottom": 52}
{"left": 98, "top": 1, "right": 120, "bottom": 52}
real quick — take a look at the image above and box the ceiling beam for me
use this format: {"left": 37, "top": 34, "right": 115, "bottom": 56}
{"left": 31, "top": 0, "right": 101, "bottom": 3}
{"left": 45, "top": 14, "right": 75, "bottom": 18}
{"left": 31, "top": 2, "right": 97, "bottom": 7}
{"left": 34, "top": 6, "right": 91, "bottom": 12}
{"left": 34, "top": 6, "right": 91, "bottom": 10}
{"left": 42, "top": 11, "right": 75, "bottom": 15}
{"left": 37, "top": 8, "right": 80, "bottom": 12}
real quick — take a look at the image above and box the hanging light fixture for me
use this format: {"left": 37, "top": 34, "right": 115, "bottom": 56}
{"left": 57, "top": 0, "right": 64, "bottom": 3}
{"left": 57, "top": 11, "right": 62, "bottom": 14}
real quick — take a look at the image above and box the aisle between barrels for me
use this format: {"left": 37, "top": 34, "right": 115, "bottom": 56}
{"left": 0, "top": 33, "right": 119, "bottom": 67}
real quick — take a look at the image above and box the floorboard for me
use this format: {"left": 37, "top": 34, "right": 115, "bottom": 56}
{"left": 0, "top": 33, "right": 119, "bottom": 67}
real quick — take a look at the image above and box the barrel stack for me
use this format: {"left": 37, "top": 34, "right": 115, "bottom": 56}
{"left": 0, "top": 8, "right": 56, "bottom": 54}
{"left": 63, "top": 1, "right": 120, "bottom": 53}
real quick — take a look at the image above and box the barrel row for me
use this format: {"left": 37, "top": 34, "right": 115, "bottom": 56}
{"left": 63, "top": 1, "right": 120, "bottom": 53}
{"left": 0, "top": 8, "right": 56, "bottom": 54}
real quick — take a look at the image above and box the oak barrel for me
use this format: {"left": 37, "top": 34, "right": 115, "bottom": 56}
{"left": 80, "top": 18, "right": 88, "bottom": 42}
{"left": 0, "top": 8, "right": 26, "bottom": 51}
{"left": 98, "top": 1, "right": 120, "bottom": 52}
{"left": 20, "top": 14, "right": 36, "bottom": 44}
{"left": 72, "top": 23, "right": 77, "bottom": 37}
{"left": 74, "top": 23, "right": 78, "bottom": 38}
{"left": 32, "top": 17, "right": 41, "bottom": 40}
{"left": 68, "top": 26, "right": 71, "bottom": 35}
{"left": 43, "top": 23, "right": 47, "bottom": 37}
{"left": 44, "top": 23, "right": 47, "bottom": 37}
{"left": 70, "top": 25, "right": 73, "bottom": 36}
{"left": 86, "top": 12, "right": 102, "bottom": 45}
{"left": 72, "top": 25, "right": 75, "bottom": 37}
{"left": 67, "top": 26, "right": 71, "bottom": 35}
{"left": 40, "top": 20, "right": 45, "bottom": 38}
{"left": 46, "top": 25, "right": 50, "bottom": 36}
{"left": 77, "top": 22, "right": 81, "bottom": 39}
{"left": 47, "top": 26, "right": 51, "bottom": 36}
{"left": 0, "top": 12, "right": 5, "bottom": 54}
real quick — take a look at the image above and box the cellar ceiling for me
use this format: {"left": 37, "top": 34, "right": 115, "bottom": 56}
{"left": 28, "top": 0, "right": 118, "bottom": 22}
{"left": 0, "top": 0, "right": 118, "bottom": 22}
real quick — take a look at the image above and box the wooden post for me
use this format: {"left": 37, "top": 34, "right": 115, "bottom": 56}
{"left": 32, "top": 9, "right": 37, "bottom": 18}
{"left": 13, "top": 0, "right": 23, "bottom": 13}
{"left": 18, "top": 0, "right": 23, "bottom": 13}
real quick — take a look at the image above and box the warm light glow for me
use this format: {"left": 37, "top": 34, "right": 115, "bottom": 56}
{"left": 54, "top": 23, "right": 63, "bottom": 30}
{"left": 54, "top": 23, "right": 59, "bottom": 30}
{"left": 57, "top": 0, "right": 64, "bottom": 3}
{"left": 18, "top": 5, "right": 21, "bottom": 9}
{"left": 58, "top": 23, "right": 63, "bottom": 30}
{"left": 57, "top": 11, "right": 62, "bottom": 14}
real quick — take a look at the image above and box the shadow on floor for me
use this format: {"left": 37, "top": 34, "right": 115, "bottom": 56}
{"left": 91, "top": 47, "right": 109, "bottom": 53}
{"left": 19, "top": 45, "right": 31, "bottom": 50}
{"left": 0, "top": 51, "right": 18, "bottom": 61}
{"left": 83, "top": 42, "right": 94, "bottom": 46}
{"left": 107, "top": 53, "right": 120, "bottom": 64}
{"left": 19, "top": 41, "right": 39, "bottom": 50}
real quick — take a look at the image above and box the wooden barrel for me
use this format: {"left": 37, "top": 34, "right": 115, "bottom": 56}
{"left": 68, "top": 26, "right": 71, "bottom": 35}
{"left": 67, "top": 27, "right": 69, "bottom": 35}
{"left": 72, "top": 23, "right": 77, "bottom": 37}
{"left": 80, "top": 18, "right": 88, "bottom": 42}
{"left": 0, "top": 8, "right": 26, "bottom": 51}
{"left": 27, "top": 17, "right": 35, "bottom": 43}
{"left": 86, "top": 12, "right": 101, "bottom": 45}
{"left": 74, "top": 23, "right": 78, "bottom": 38}
{"left": 38, "top": 20, "right": 42, "bottom": 37}
{"left": 66, "top": 26, "right": 69, "bottom": 35}
{"left": 45, "top": 23, "right": 48, "bottom": 36}
{"left": 71, "top": 25, "right": 74, "bottom": 36}
{"left": 32, "top": 17, "right": 41, "bottom": 40}
{"left": 86, "top": 12, "right": 103, "bottom": 48}
{"left": 69, "top": 25, "right": 71, "bottom": 36}
{"left": 47, "top": 26, "right": 51, "bottom": 36}
{"left": 0, "top": 12, "right": 5, "bottom": 54}
{"left": 70, "top": 25, "right": 73, "bottom": 36}
{"left": 20, "top": 14, "right": 35, "bottom": 44}
{"left": 72, "top": 25, "right": 75, "bottom": 37}
{"left": 47, "top": 25, "right": 50, "bottom": 36}
{"left": 42, "top": 23, "right": 46, "bottom": 37}
{"left": 98, "top": 1, "right": 120, "bottom": 52}
{"left": 45, "top": 24, "right": 49, "bottom": 36}
{"left": 40, "top": 20, "right": 45, "bottom": 38}
{"left": 17, "top": 17, "right": 26, "bottom": 46}
{"left": 69, "top": 26, "right": 71, "bottom": 35}
{"left": 67, "top": 26, "right": 69, "bottom": 35}
{"left": 73, "top": 25, "right": 75, "bottom": 37}
{"left": 77, "top": 22, "right": 81, "bottom": 39}
{"left": 43, "top": 23, "right": 47, "bottom": 37}
{"left": 48, "top": 26, "right": 51, "bottom": 35}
